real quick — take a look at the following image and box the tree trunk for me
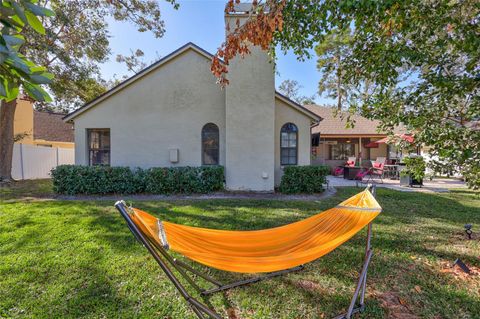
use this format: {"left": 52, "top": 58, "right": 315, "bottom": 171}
{"left": 0, "top": 99, "right": 17, "bottom": 181}
{"left": 336, "top": 53, "right": 342, "bottom": 111}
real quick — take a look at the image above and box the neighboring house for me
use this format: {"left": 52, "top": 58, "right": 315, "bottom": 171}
{"left": 305, "top": 105, "right": 410, "bottom": 169}
{"left": 13, "top": 96, "right": 74, "bottom": 148}
{"left": 63, "top": 5, "right": 321, "bottom": 191}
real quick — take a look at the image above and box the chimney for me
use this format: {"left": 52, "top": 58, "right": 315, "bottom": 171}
{"left": 224, "top": 2, "right": 276, "bottom": 191}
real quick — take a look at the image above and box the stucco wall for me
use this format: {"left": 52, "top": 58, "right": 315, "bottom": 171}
{"left": 225, "top": 42, "right": 276, "bottom": 191}
{"left": 370, "top": 141, "right": 388, "bottom": 161}
{"left": 13, "top": 99, "right": 34, "bottom": 144}
{"left": 274, "top": 99, "right": 312, "bottom": 186}
{"left": 73, "top": 49, "right": 225, "bottom": 168}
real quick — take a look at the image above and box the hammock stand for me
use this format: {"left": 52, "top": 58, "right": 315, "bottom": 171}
{"left": 114, "top": 185, "right": 377, "bottom": 319}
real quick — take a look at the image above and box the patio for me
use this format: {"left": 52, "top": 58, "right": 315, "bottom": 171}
{"left": 327, "top": 175, "right": 467, "bottom": 193}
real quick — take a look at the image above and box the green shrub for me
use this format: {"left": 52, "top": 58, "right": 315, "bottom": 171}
{"left": 51, "top": 165, "right": 224, "bottom": 195}
{"left": 279, "top": 165, "right": 330, "bottom": 194}
{"left": 51, "top": 165, "right": 145, "bottom": 195}
{"left": 401, "top": 156, "right": 426, "bottom": 181}
{"left": 145, "top": 166, "right": 224, "bottom": 194}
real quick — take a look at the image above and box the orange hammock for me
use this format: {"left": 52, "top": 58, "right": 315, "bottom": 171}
{"left": 129, "top": 188, "right": 381, "bottom": 273}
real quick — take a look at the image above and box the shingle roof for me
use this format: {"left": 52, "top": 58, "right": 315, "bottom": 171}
{"left": 304, "top": 105, "right": 397, "bottom": 136}
{"left": 34, "top": 111, "right": 74, "bottom": 142}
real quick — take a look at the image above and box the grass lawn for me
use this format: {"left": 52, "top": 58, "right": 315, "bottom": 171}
{"left": 1, "top": 180, "right": 479, "bottom": 318}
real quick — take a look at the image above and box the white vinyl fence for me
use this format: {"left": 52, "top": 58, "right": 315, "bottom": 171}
{"left": 12, "top": 143, "right": 75, "bottom": 180}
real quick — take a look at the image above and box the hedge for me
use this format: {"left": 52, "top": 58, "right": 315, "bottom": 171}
{"left": 279, "top": 165, "right": 330, "bottom": 194}
{"left": 145, "top": 166, "right": 225, "bottom": 194}
{"left": 51, "top": 165, "right": 224, "bottom": 195}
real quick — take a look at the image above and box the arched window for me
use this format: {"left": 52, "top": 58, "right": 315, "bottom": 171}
{"left": 202, "top": 123, "right": 219, "bottom": 165}
{"left": 280, "top": 123, "right": 298, "bottom": 165}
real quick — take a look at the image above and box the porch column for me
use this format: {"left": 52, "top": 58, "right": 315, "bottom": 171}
{"left": 359, "top": 137, "right": 362, "bottom": 166}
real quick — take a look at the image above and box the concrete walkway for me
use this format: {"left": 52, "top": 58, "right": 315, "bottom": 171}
{"left": 327, "top": 175, "right": 467, "bottom": 193}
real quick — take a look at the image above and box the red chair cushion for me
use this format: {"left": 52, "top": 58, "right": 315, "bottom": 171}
{"left": 373, "top": 162, "right": 384, "bottom": 169}
{"left": 334, "top": 167, "right": 344, "bottom": 176}
{"left": 346, "top": 160, "right": 355, "bottom": 167}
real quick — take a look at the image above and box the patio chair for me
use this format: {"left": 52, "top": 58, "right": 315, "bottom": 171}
{"left": 370, "top": 162, "right": 385, "bottom": 183}
{"left": 355, "top": 162, "right": 385, "bottom": 186}
{"left": 115, "top": 186, "right": 381, "bottom": 319}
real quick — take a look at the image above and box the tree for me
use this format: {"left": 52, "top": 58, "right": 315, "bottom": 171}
{"left": 277, "top": 79, "right": 316, "bottom": 105}
{"left": 212, "top": 0, "right": 480, "bottom": 189}
{"left": 116, "top": 49, "right": 147, "bottom": 75}
{"left": 315, "top": 28, "right": 373, "bottom": 111}
{"left": 0, "top": 1, "right": 54, "bottom": 102}
{"left": 0, "top": 0, "right": 178, "bottom": 181}
{"left": 0, "top": 0, "right": 54, "bottom": 181}
{"left": 315, "top": 29, "right": 350, "bottom": 110}
{"left": 115, "top": 49, "right": 162, "bottom": 79}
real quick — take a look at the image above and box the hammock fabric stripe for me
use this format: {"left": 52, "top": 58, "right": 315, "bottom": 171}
{"left": 130, "top": 189, "right": 381, "bottom": 273}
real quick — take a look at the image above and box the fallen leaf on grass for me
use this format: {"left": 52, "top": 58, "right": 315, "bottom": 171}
{"left": 227, "top": 307, "right": 240, "bottom": 319}
{"left": 295, "top": 279, "right": 323, "bottom": 292}
{"left": 377, "top": 291, "right": 420, "bottom": 319}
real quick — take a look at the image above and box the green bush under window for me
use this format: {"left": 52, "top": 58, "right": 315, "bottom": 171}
{"left": 145, "top": 166, "right": 224, "bottom": 194}
{"left": 51, "top": 165, "right": 224, "bottom": 195}
{"left": 279, "top": 165, "right": 330, "bottom": 194}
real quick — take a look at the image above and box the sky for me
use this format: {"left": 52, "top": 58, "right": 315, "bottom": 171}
{"left": 100, "top": 0, "right": 332, "bottom": 105}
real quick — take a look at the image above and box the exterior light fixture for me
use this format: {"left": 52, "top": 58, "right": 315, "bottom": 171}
{"left": 464, "top": 224, "right": 473, "bottom": 240}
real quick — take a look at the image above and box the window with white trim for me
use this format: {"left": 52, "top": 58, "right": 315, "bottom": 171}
{"left": 87, "top": 129, "right": 110, "bottom": 165}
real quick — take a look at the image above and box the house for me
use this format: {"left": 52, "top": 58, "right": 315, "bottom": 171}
{"left": 13, "top": 96, "right": 74, "bottom": 148}
{"left": 305, "top": 105, "right": 411, "bottom": 169}
{"left": 63, "top": 5, "right": 321, "bottom": 192}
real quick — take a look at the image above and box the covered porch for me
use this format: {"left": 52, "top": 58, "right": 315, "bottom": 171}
{"left": 311, "top": 135, "right": 397, "bottom": 170}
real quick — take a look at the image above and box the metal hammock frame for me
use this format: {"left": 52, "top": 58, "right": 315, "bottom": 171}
{"left": 114, "top": 185, "right": 377, "bottom": 319}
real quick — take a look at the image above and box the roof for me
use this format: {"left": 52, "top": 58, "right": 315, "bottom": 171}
{"left": 304, "top": 105, "right": 398, "bottom": 136}
{"left": 34, "top": 111, "right": 74, "bottom": 143}
{"left": 64, "top": 42, "right": 320, "bottom": 122}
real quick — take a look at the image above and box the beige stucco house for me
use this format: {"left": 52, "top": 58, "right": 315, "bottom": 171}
{"left": 11, "top": 96, "right": 74, "bottom": 149}
{"left": 64, "top": 7, "right": 320, "bottom": 191}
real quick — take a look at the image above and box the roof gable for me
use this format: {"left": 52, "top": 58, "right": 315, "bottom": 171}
{"left": 64, "top": 42, "right": 215, "bottom": 122}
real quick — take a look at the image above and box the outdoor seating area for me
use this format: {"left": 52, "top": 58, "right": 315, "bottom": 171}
{"left": 336, "top": 157, "right": 385, "bottom": 184}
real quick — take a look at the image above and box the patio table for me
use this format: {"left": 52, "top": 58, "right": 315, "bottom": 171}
{"left": 384, "top": 164, "right": 399, "bottom": 179}
{"left": 343, "top": 166, "right": 362, "bottom": 180}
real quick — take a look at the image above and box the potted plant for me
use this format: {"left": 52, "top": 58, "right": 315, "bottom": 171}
{"left": 400, "top": 156, "right": 426, "bottom": 187}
